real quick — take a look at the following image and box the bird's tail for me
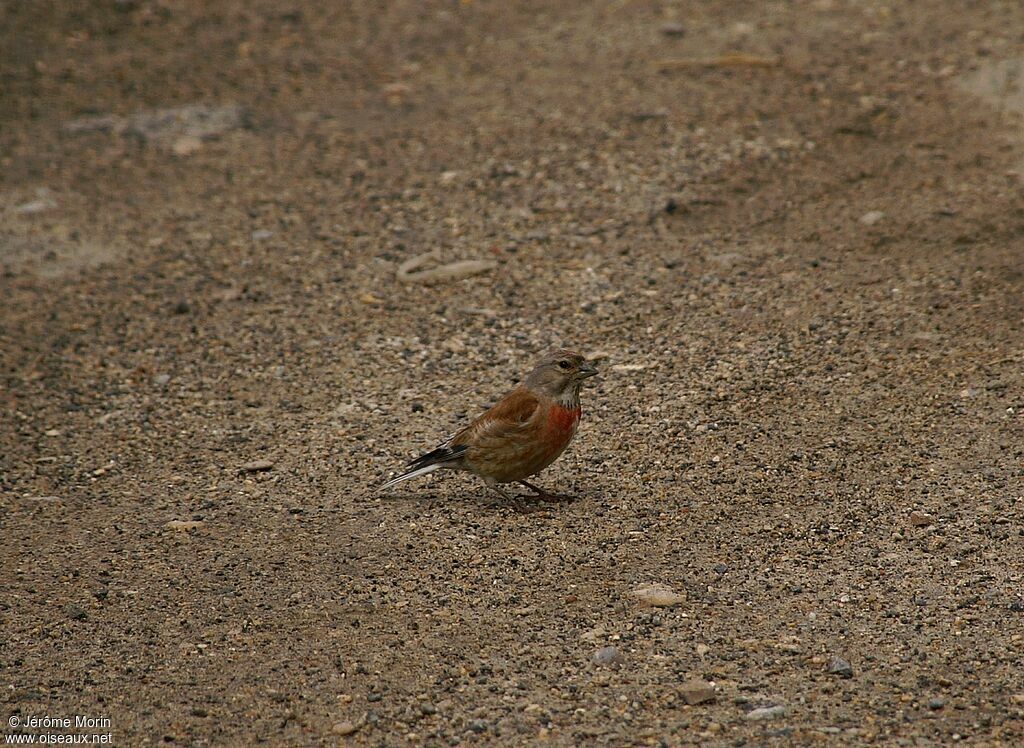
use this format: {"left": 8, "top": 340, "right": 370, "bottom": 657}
{"left": 379, "top": 444, "right": 467, "bottom": 491}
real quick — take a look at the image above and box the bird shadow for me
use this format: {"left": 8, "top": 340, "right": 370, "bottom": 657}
{"left": 378, "top": 486, "right": 591, "bottom": 517}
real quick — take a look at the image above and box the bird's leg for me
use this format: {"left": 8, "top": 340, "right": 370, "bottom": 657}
{"left": 517, "top": 479, "right": 575, "bottom": 503}
{"left": 486, "top": 482, "right": 541, "bottom": 514}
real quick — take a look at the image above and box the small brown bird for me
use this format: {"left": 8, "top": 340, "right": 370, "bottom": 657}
{"left": 381, "top": 349, "right": 598, "bottom": 512}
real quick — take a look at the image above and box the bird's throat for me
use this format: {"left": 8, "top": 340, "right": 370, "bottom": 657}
{"left": 553, "top": 384, "right": 582, "bottom": 410}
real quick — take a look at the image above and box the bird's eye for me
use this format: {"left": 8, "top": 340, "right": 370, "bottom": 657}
{"left": 558, "top": 360, "right": 571, "bottom": 370}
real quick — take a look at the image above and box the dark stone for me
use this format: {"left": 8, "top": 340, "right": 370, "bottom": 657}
{"left": 827, "top": 656, "right": 854, "bottom": 679}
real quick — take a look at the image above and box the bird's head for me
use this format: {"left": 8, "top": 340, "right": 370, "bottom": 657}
{"left": 524, "top": 349, "right": 598, "bottom": 402}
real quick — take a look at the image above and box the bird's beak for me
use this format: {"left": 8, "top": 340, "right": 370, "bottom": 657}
{"left": 578, "top": 363, "right": 599, "bottom": 379}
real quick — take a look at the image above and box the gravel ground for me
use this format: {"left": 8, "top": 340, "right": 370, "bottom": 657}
{"left": 2, "top": 2, "right": 1023, "bottom": 745}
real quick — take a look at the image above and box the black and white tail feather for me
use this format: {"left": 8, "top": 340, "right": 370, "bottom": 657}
{"left": 379, "top": 442, "right": 468, "bottom": 490}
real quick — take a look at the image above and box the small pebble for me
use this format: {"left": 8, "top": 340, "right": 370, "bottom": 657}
{"left": 630, "top": 583, "right": 686, "bottom": 607}
{"left": 909, "top": 511, "right": 934, "bottom": 527}
{"left": 827, "top": 656, "right": 854, "bottom": 679}
{"left": 592, "top": 646, "right": 622, "bottom": 666}
{"left": 859, "top": 210, "right": 885, "bottom": 226}
{"left": 468, "top": 720, "right": 487, "bottom": 734}
{"left": 332, "top": 721, "right": 359, "bottom": 735}
{"left": 661, "top": 22, "right": 686, "bottom": 37}
{"left": 745, "top": 705, "right": 787, "bottom": 721}
{"left": 928, "top": 698, "right": 945, "bottom": 710}
{"left": 172, "top": 135, "right": 203, "bottom": 156}
{"left": 679, "top": 679, "right": 716, "bottom": 705}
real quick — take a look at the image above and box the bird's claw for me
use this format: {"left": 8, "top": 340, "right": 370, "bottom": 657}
{"left": 517, "top": 480, "right": 575, "bottom": 503}
{"left": 490, "top": 482, "right": 573, "bottom": 513}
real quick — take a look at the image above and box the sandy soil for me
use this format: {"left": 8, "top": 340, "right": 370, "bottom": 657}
{"left": 2, "top": 1, "right": 1023, "bottom": 745}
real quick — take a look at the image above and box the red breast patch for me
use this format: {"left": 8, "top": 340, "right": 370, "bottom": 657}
{"left": 549, "top": 405, "right": 581, "bottom": 437}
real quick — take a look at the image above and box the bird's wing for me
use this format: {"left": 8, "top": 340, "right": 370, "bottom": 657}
{"left": 450, "top": 386, "right": 541, "bottom": 450}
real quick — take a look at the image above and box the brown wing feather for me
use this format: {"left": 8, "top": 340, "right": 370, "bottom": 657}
{"left": 450, "top": 386, "right": 540, "bottom": 449}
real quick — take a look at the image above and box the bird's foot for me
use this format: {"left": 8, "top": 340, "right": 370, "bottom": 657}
{"left": 517, "top": 480, "right": 576, "bottom": 503}
{"left": 488, "top": 483, "right": 548, "bottom": 514}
